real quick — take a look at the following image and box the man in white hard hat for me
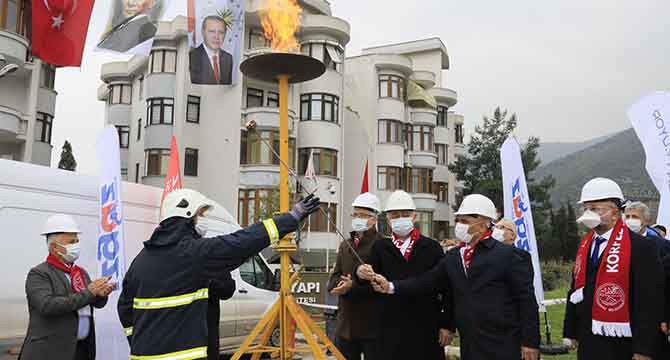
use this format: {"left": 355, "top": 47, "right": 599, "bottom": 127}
{"left": 355, "top": 190, "right": 449, "bottom": 360}
{"left": 563, "top": 178, "right": 664, "bottom": 360}
{"left": 327, "top": 192, "right": 384, "bottom": 359}
{"left": 370, "top": 194, "right": 540, "bottom": 360}
{"left": 20, "top": 215, "right": 114, "bottom": 360}
{"left": 118, "top": 189, "right": 319, "bottom": 360}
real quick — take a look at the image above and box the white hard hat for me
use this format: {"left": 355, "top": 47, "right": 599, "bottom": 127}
{"left": 161, "top": 189, "right": 214, "bottom": 223}
{"left": 454, "top": 194, "right": 497, "bottom": 220}
{"left": 384, "top": 190, "right": 416, "bottom": 212}
{"left": 352, "top": 192, "right": 381, "bottom": 213}
{"left": 41, "top": 214, "right": 81, "bottom": 236}
{"left": 578, "top": 177, "right": 624, "bottom": 204}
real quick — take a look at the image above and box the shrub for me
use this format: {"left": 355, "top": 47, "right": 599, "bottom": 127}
{"left": 540, "top": 260, "right": 573, "bottom": 292}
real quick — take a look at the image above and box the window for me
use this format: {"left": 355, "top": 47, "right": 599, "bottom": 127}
{"left": 300, "top": 93, "right": 339, "bottom": 123}
{"left": 34, "top": 112, "right": 53, "bottom": 143}
{"left": 146, "top": 98, "right": 174, "bottom": 125}
{"left": 434, "top": 182, "right": 448, "bottom": 203}
{"left": 298, "top": 148, "right": 338, "bottom": 177}
{"left": 0, "top": 0, "right": 27, "bottom": 35}
{"left": 437, "top": 106, "right": 448, "bottom": 127}
{"left": 238, "top": 188, "right": 279, "bottom": 227}
{"left": 116, "top": 126, "right": 130, "bottom": 149}
{"left": 184, "top": 148, "right": 199, "bottom": 177}
{"left": 377, "top": 166, "right": 402, "bottom": 191}
{"left": 239, "top": 255, "right": 271, "bottom": 289}
{"left": 405, "top": 168, "right": 433, "bottom": 194}
{"left": 246, "top": 88, "right": 264, "bottom": 108}
{"left": 415, "top": 211, "right": 433, "bottom": 237}
{"left": 404, "top": 124, "right": 413, "bottom": 149}
{"left": 138, "top": 77, "right": 144, "bottom": 100}
{"left": 145, "top": 149, "right": 170, "bottom": 176}
{"left": 455, "top": 124, "right": 464, "bottom": 144}
{"left": 411, "top": 125, "right": 434, "bottom": 152}
{"left": 377, "top": 119, "right": 404, "bottom": 144}
{"left": 137, "top": 119, "right": 142, "bottom": 141}
{"left": 434, "top": 220, "right": 449, "bottom": 240}
{"left": 135, "top": 163, "right": 140, "bottom": 183}
{"left": 187, "top": 95, "right": 201, "bottom": 123}
{"left": 240, "top": 130, "right": 296, "bottom": 167}
{"left": 121, "top": 168, "right": 128, "bottom": 176}
{"left": 378, "top": 74, "right": 405, "bottom": 100}
{"left": 149, "top": 49, "right": 177, "bottom": 73}
{"left": 302, "top": 43, "right": 343, "bottom": 72}
{"left": 306, "top": 203, "right": 337, "bottom": 233}
{"left": 40, "top": 64, "right": 55, "bottom": 89}
{"left": 267, "top": 91, "right": 279, "bottom": 108}
{"left": 108, "top": 84, "right": 132, "bottom": 105}
{"left": 248, "top": 28, "right": 270, "bottom": 49}
{"left": 436, "top": 144, "right": 448, "bottom": 165}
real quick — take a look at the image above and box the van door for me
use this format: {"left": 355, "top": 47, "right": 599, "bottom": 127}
{"left": 235, "top": 254, "right": 277, "bottom": 337}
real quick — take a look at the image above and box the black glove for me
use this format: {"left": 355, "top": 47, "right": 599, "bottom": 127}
{"left": 290, "top": 193, "right": 321, "bottom": 221}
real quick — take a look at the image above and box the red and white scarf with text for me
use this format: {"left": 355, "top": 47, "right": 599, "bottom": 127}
{"left": 47, "top": 254, "right": 86, "bottom": 293}
{"left": 392, "top": 229, "right": 420, "bottom": 261}
{"left": 570, "top": 219, "right": 631, "bottom": 337}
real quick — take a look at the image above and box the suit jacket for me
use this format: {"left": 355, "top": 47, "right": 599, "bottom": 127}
{"left": 189, "top": 44, "right": 233, "bottom": 85}
{"left": 395, "top": 237, "right": 540, "bottom": 360}
{"left": 354, "top": 234, "right": 447, "bottom": 360}
{"left": 19, "top": 262, "right": 108, "bottom": 360}
{"left": 327, "top": 229, "right": 383, "bottom": 341}
{"left": 563, "top": 230, "right": 664, "bottom": 359}
{"left": 207, "top": 272, "right": 236, "bottom": 360}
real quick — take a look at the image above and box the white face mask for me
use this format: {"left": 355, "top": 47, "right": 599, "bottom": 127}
{"left": 577, "top": 210, "right": 602, "bottom": 230}
{"left": 351, "top": 218, "right": 371, "bottom": 233}
{"left": 455, "top": 223, "right": 473, "bottom": 243}
{"left": 492, "top": 228, "right": 506, "bottom": 242}
{"left": 625, "top": 218, "right": 642, "bottom": 233}
{"left": 57, "top": 243, "right": 81, "bottom": 263}
{"left": 194, "top": 217, "right": 208, "bottom": 237}
{"left": 391, "top": 217, "right": 414, "bottom": 237}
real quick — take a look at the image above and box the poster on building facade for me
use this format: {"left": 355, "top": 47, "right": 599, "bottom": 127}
{"left": 188, "top": 0, "right": 244, "bottom": 85}
{"left": 97, "top": 0, "right": 172, "bottom": 54}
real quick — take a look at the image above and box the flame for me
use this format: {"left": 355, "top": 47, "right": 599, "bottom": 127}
{"left": 260, "top": 0, "right": 302, "bottom": 53}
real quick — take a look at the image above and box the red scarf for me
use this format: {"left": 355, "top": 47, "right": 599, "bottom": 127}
{"left": 392, "top": 229, "right": 420, "bottom": 261}
{"left": 570, "top": 219, "right": 631, "bottom": 337}
{"left": 47, "top": 254, "right": 86, "bottom": 293}
{"left": 459, "top": 230, "right": 492, "bottom": 270}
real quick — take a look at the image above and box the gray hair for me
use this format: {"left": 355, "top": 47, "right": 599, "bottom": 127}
{"left": 625, "top": 201, "right": 651, "bottom": 221}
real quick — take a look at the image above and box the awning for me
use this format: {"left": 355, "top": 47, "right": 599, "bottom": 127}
{"left": 407, "top": 79, "right": 437, "bottom": 109}
{"left": 325, "top": 45, "right": 343, "bottom": 64}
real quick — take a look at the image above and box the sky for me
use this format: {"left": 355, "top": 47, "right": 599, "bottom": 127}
{"left": 52, "top": 0, "right": 670, "bottom": 175}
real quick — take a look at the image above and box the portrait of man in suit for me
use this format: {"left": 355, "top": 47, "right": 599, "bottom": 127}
{"left": 98, "top": 0, "right": 165, "bottom": 53}
{"left": 189, "top": 15, "right": 234, "bottom": 85}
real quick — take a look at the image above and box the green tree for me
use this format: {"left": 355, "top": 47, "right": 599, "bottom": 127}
{"left": 565, "top": 202, "right": 580, "bottom": 260}
{"left": 57, "top": 140, "right": 77, "bottom": 172}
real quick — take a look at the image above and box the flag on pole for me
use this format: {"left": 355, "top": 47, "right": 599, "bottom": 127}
{"left": 31, "top": 0, "right": 95, "bottom": 67}
{"left": 95, "top": 126, "right": 130, "bottom": 359}
{"left": 161, "top": 136, "right": 183, "bottom": 207}
{"left": 304, "top": 149, "right": 318, "bottom": 194}
{"left": 361, "top": 159, "right": 369, "bottom": 193}
{"left": 628, "top": 92, "right": 670, "bottom": 233}
{"left": 500, "top": 137, "right": 546, "bottom": 312}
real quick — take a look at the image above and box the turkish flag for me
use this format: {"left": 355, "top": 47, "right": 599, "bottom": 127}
{"left": 361, "top": 159, "right": 369, "bottom": 194}
{"left": 161, "top": 136, "right": 183, "bottom": 206}
{"left": 32, "top": 0, "right": 95, "bottom": 67}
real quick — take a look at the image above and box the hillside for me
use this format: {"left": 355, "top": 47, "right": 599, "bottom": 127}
{"left": 533, "top": 134, "right": 613, "bottom": 165}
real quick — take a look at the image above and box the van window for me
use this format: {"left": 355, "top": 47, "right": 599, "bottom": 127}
{"left": 239, "top": 255, "right": 272, "bottom": 290}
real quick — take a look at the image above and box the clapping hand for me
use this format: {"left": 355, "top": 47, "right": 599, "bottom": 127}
{"left": 371, "top": 274, "right": 390, "bottom": 294}
{"left": 330, "top": 274, "right": 353, "bottom": 296}
{"left": 88, "top": 276, "right": 114, "bottom": 297}
{"left": 356, "top": 264, "right": 375, "bottom": 281}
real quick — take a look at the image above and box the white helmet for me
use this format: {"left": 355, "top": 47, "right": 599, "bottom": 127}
{"left": 41, "top": 214, "right": 82, "bottom": 236}
{"left": 454, "top": 194, "right": 497, "bottom": 220}
{"left": 578, "top": 177, "right": 624, "bottom": 204}
{"left": 161, "top": 189, "right": 214, "bottom": 223}
{"left": 352, "top": 192, "right": 381, "bottom": 213}
{"left": 384, "top": 190, "right": 416, "bottom": 212}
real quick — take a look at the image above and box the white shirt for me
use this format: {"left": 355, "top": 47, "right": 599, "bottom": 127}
{"left": 590, "top": 228, "right": 614, "bottom": 259}
{"left": 64, "top": 274, "right": 92, "bottom": 340}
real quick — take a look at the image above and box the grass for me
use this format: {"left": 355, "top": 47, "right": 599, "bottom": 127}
{"left": 541, "top": 287, "right": 577, "bottom": 360}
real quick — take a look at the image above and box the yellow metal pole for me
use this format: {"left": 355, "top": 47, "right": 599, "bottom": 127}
{"left": 278, "top": 74, "right": 291, "bottom": 360}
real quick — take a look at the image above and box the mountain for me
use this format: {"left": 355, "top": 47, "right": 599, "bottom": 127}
{"left": 533, "top": 134, "right": 613, "bottom": 165}
{"left": 533, "top": 128, "right": 659, "bottom": 210}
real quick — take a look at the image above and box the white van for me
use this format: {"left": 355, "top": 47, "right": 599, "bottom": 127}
{"left": 0, "top": 160, "right": 279, "bottom": 356}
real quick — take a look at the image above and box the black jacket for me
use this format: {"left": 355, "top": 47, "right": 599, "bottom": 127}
{"left": 563, "top": 229, "right": 664, "bottom": 359}
{"left": 189, "top": 44, "right": 234, "bottom": 85}
{"left": 354, "top": 234, "right": 447, "bottom": 360}
{"left": 118, "top": 214, "right": 297, "bottom": 358}
{"left": 395, "top": 237, "right": 540, "bottom": 360}
{"left": 207, "top": 272, "right": 236, "bottom": 360}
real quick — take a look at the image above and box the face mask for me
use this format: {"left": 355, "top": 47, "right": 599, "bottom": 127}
{"left": 351, "top": 218, "right": 371, "bottom": 233}
{"left": 194, "top": 217, "right": 208, "bottom": 237}
{"left": 577, "top": 210, "right": 601, "bottom": 229}
{"left": 492, "top": 228, "right": 506, "bottom": 242}
{"left": 57, "top": 243, "right": 81, "bottom": 263}
{"left": 625, "top": 218, "right": 642, "bottom": 233}
{"left": 455, "top": 223, "right": 473, "bottom": 243}
{"left": 391, "top": 218, "right": 414, "bottom": 237}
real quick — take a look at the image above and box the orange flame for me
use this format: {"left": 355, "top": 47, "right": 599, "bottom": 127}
{"left": 260, "top": 0, "right": 302, "bottom": 53}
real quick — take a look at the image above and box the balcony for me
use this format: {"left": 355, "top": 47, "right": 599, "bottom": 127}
{"left": 429, "top": 87, "right": 458, "bottom": 107}
{"left": 0, "top": 30, "right": 28, "bottom": 67}
{"left": 146, "top": 73, "right": 176, "bottom": 98}
{"left": 375, "top": 143, "right": 405, "bottom": 168}
{"left": 411, "top": 71, "right": 436, "bottom": 89}
{"left": 0, "top": 105, "right": 22, "bottom": 138}
{"left": 297, "top": 120, "right": 341, "bottom": 150}
{"left": 373, "top": 54, "right": 413, "bottom": 75}
{"left": 242, "top": 107, "right": 296, "bottom": 133}
{"left": 377, "top": 98, "right": 405, "bottom": 122}
{"left": 37, "top": 88, "right": 57, "bottom": 116}
{"left": 144, "top": 124, "right": 173, "bottom": 149}
{"left": 409, "top": 151, "right": 437, "bottom": 169}
{"left": 412, "top": 193, "right": 437, "bottom": 211}
{"left": 410, "top": 108, "right": 437, "bottom": 126}
{"left": 299, "top": 14, "right": 350, "bottom": 45}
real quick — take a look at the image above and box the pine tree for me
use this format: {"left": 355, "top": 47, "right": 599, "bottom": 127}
{"left": 565, "top": 203, "right": 580, "bottom": 260}
{"left": 57, "top": 140, "right": 77, "bottom": 172}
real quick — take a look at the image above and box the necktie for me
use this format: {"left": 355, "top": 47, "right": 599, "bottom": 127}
{"left": 590, "top": 236, "right": 607, "bottom": 268}
{"left": 463, "top": 245, "right": 475, "bottom": 270}
{"left": 212, "top": 54, "right": 220, "bottom": 82}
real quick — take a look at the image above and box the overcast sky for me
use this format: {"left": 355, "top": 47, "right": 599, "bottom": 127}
{"left": 52, "top": 0, "right": 670, "bottom": 175}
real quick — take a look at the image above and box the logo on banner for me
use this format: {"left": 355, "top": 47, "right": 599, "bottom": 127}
{"left": 511, "top": 178, "right": 531, "bottom": 251}
{"left": 596, "top": 282, "right": 625, "bottom": 312}
{"left": 98, "top": 178, "right": 122, "bottom": 279}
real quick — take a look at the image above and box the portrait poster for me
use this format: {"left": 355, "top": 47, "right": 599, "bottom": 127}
{"left": 97, "top": 0, "right": 172, "bottom": 54}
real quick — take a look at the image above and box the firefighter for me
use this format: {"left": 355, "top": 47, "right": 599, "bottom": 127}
{"left": 118, "top": 189, "right": 319, "bottom": 359}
